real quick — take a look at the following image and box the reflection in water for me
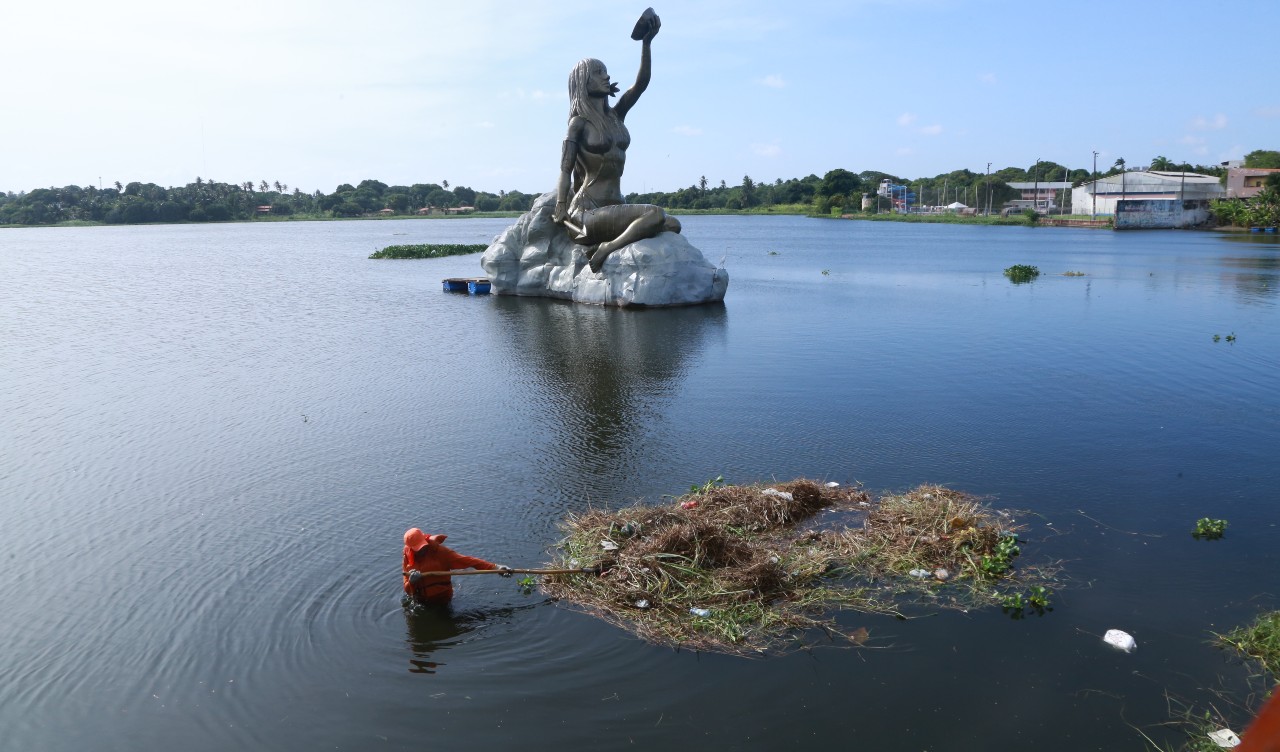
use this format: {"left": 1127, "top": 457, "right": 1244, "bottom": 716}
{"left": 402, "top": 602, "right": 529, "bottom": 674}
{"left": 1221, "top": 252, "right": 1280, "bottom": 303}
{"left": 487, "top": 297, "right": 727, "bottom": 496}
{"left": 1220, "top": 233, "right": 1280, "bottom": 248}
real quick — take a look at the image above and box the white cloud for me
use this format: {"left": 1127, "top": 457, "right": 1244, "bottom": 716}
{"left": 1190, "top": 113, "right": 1228, "bottom": 130}
{"left": 896, "top": 113, "right": 941, "bottom": 135}
{"left": 979, "top": 72, "right": 997, "bottom": 85}
{"left": 896, "top": 147, "right": 913, "bottom": 155}
{"left": 1255, "top": 105, "right": 1280, "bottom": 119}
{"left": 752, "top": 142, "right": 782, "bottom": 158}
{"left": 476, "top": 121, "right": 495, "bottom": 129}
{"left": 1179, "top": 134, "right": 1210, "bottom": 156}
{"left": 514, "top": 89, "right": 555, "bottom": 102}
{"left": 671, "top": 125, "right": 703, "bottom": 136}
{"left": 757, "top": 74, "right": 786, "bottom": 88}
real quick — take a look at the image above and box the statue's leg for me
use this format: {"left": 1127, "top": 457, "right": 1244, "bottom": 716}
{"left": 589, "top": 207, "right": 664, "bottom": 273}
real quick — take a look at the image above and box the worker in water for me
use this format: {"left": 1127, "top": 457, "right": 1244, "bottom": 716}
{"left": 402, "top": 528, "right": 510, "bottom": 604}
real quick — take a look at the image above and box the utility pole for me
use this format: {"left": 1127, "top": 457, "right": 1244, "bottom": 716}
{"left": 1062, "top": 166, "right": 1069, "bottom": 214}
{"left": 1091, "top": 151, "right": 1098, "bottom": 219}
{"left": 1180, "top": 164, "right": 1187, "bottom": 228}
{"left": 986, "top": 162, "right": 991, "bottom": 215}
{"left": 1032, "top": 158, "right": 1040, "bottom": 213}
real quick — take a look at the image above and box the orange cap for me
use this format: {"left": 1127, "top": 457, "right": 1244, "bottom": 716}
{"left": 404, "top": 528, "right": 447, "bottom": 551}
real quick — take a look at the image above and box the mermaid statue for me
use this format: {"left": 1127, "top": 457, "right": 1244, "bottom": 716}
{"left": 550, "top": 9, "right": 681, "bottom": 273}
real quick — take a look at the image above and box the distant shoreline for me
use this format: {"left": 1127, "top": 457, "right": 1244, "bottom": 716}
{"left": 8, "top": 207, "right": 1246, "bottom": 232}
{"left": 5, "top": 206, "right": 819, "bottom": 229}
{"left": 0, "top": 212, "right": 525, "bottom": 229}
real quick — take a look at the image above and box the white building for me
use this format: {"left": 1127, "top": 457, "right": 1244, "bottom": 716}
{"left": 1071, "top": 171, "right": 1224, "bottom": 216}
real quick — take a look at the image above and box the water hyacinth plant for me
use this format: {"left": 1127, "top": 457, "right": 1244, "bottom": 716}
{"left": 369, "top": 243, "right": 487, "bottom": 259}
{"left": 1003, "top": 264, "right": 1041, "bottom": 284}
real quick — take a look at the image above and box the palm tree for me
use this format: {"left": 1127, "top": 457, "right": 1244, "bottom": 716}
{"left": 260, "top": 180, "right": 269, "bottom": 192}
{"left": 274, "top": 181, "right": 282, "bottom": 193}
{"left": 1150, "top": 156, "right": 1173, "bottom": 171}
{"left": 1113, "top": 158, "right": 1127, "bottom": 204}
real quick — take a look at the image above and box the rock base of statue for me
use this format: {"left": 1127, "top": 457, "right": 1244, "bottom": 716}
{"left": 480, "top": 192, "right": 728, "bottom": 307}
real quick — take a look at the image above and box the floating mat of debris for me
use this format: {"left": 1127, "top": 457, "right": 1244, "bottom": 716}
{"left": 541, "top": 479, "right": 1058, "bottom": 655}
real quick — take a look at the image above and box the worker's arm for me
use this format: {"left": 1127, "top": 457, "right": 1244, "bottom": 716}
{"left": 441, "top": 548, "right": 512, "bottom": 576}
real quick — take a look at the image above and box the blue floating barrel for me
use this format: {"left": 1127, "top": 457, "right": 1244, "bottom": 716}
{"left": 467, "top": 279, "right": 491, "bottom": 295}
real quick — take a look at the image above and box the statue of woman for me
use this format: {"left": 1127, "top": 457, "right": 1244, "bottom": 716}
{"left": 551, "top": 11, "right": 681, "bottom": 273}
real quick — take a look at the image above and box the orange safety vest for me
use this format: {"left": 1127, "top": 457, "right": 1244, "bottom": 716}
{"left": 402, "top": 542, "right": 496, "bottom": 604}
{"left": 1238, "top": 686, "right": 1280, "bottom": 752}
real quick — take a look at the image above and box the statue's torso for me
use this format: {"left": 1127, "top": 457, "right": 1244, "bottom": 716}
{"left": 572, "top": 116, "right": 630, "bottom": 213}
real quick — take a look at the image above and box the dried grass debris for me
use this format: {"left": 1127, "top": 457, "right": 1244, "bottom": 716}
{"left": 541, "top": 479, "right": 1057, "bottom": 655}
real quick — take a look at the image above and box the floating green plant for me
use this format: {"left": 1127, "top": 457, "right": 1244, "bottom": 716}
{"left": 1191, "top": 518, "right": 1227, "bottom": 539}
{"left": 1003, "top": 264, "right": 1040, "bottom": 283}
{"left": 369, "top": 243, "right": 487, "bottom": 259}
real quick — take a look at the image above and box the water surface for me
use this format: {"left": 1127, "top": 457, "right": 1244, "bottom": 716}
{"left": 2, "top": 217, "right": 1277, "bottom": 750}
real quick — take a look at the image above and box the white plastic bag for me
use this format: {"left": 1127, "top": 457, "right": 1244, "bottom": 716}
{"left": 1103, "top": 629, "right": 1137, "bottom": 653}
{"left": 1207, "top": 728, "right": 1241, "bottom": 748}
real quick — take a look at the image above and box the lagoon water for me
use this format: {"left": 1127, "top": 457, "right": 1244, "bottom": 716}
{"left": 2, "top": 216, "right": 1278, "bottom": 750}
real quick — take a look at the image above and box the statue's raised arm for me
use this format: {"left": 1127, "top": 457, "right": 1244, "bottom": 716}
{"left": 614, "top": 8, "right": 660, "bottom": 121}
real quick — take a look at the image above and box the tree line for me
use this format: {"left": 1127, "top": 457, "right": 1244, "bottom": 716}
{"left": 2, "top": 153, "right": 1265, "bottom": 227}
{"left": 0, "top": 178, "right": 538, "bottom": 226}
{"left": 631, "top": 157, "right": 1229, "bottom": 215}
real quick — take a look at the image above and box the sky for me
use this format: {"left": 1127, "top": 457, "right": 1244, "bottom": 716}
{"left": 3, "top": 0, "right": 1277, "bottom": 197}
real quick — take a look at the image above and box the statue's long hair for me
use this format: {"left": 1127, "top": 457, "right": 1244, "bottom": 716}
{"left": 568, "top": 58, "right": 611, "bottom": 132}
{"left": 566, "top": 57, "right": 618, "bottom": 195}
